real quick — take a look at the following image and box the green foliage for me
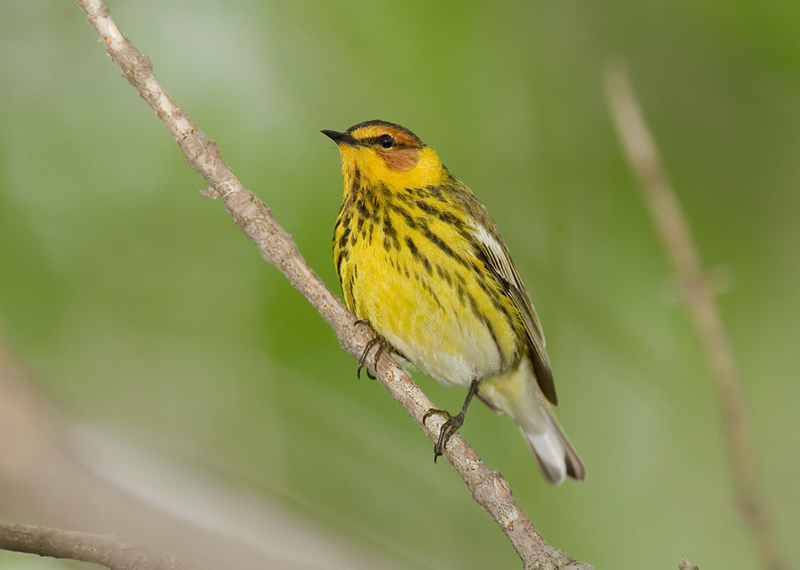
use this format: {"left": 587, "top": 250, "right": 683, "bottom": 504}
{"left": 1, "top": 0, "right": 799, "bottom": 568}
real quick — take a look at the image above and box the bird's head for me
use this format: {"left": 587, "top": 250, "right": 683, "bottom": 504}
{"left": 323, "top": 120, "right": 446, "bottom": 194}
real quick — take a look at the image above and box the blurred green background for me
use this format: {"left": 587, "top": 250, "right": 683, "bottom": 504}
{"left": 1, "top": 0, "right": 799, "bottom": 568}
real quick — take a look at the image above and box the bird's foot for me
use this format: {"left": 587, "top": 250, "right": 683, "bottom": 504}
{"left": 355, "top": 322, "right": 390, "bottom": 380}
{"left": 422, "top": 408, "right": 465, "bottom": 462}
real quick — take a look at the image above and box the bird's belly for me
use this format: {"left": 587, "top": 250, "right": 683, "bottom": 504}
{"left": 344, "top": 249, "right": 518, "bottom": 388}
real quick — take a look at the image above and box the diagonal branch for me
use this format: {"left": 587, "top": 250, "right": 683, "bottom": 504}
{"left": 71, "top": 1, "right": 594, "bottom": 568}
{"left": 604, "top": 64, "right": 786, "bottom": 570}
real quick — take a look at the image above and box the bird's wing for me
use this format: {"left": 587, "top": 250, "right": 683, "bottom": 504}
{"left": 471, "top": 220, "right": 558, "bottom": 405}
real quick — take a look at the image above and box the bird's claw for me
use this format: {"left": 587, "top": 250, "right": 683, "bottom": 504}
{"left": 423, "top": 408, "right": 465, "bottom": 462}
{"left": 356, "top": 327, "right": 390, "bottom": 380}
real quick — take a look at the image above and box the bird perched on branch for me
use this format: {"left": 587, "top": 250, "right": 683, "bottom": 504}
{"left": 323, "top": 120, "right": 585, "bottom": 484}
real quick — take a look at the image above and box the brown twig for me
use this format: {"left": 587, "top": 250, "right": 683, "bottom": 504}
{"left": 604, "top": 64, "right": 786, "bottom": 570}
{"left": 0, "top": 522, "right": 185, "bottom": 570}
{"left": 71, "top": 1, "right": 594, "bottom": 568}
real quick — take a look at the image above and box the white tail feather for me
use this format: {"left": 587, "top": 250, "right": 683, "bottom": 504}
{"left": 524, "top": 429, "right": 568, "bottom": 485}
{"left": 478, "top": 357, "right": 586, "bottom": 485}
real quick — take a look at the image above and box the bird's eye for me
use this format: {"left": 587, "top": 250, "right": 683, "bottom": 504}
{"left": 379, "top": 134, "right": 395, "bottom": 149}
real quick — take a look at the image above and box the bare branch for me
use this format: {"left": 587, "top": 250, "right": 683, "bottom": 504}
{"left": 0, "top": 522, "right": 185, "bottom": 570}
{"left": 604, "top": 64, "right": 786, "bottom": 570}
{"left": 71, "top": 0, "right": 594, "bottom": 568}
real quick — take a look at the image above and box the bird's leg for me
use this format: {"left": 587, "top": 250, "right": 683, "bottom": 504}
{"left": 355, "top": 320, "right": 391, "bottom": 380}
{"left": 423, "top": 379, "right": 481, "bottom": 462}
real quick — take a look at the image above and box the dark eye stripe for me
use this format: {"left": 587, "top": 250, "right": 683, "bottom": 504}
{"left": 359, "top": 135, "right": 413, "bottom": 149}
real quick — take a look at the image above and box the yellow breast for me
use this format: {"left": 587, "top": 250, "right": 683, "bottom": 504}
{"left": 334, "top": 188, "right": 523, "bottom": 388}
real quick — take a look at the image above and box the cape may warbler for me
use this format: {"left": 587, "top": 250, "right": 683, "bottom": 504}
{"left": 323, "top": 120, "right": 586, "bottom": 484}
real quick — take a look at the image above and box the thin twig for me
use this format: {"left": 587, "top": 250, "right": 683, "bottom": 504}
{"left": 604, "top": 64, "right": 786, "bottom": 570}
{"left": 0, "top": 522, "right": 186, "bottom": 570}
{"left": 71, "top": 1, "right": 594, "bottom": 568}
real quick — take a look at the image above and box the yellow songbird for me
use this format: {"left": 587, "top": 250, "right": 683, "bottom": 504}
{"left": 324, "top": 120, "right": 586, "bottom": 484}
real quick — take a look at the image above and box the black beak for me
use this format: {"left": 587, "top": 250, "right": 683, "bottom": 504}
{"left": 321, "top": 129, "right": 360, "bottom": 146}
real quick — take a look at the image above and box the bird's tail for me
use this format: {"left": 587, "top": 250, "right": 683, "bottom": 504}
{"left": 478, "top": 357, "right": 586, "bottom": 485}
{"left": 521, "top": 394, "right": 587, "bottom": 484}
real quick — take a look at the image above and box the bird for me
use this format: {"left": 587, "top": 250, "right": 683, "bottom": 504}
{"left": 323, "top": 120, "right": 586, "bottom": 484}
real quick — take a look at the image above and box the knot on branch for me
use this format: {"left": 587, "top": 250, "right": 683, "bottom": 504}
{"left": 120, "top": 50, "right": 153, "bottom": 88}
